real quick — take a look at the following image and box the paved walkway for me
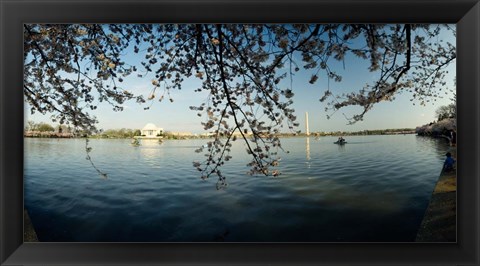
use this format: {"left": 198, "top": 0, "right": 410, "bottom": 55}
{"left": 24, "top": 209, "right": 39, "bottom": 242}
{"left": 415, "top": 148, "right": 456, "bottom": 242}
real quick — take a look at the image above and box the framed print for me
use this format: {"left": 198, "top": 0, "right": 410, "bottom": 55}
{"left": 1, "top": 0, "right": 479, "bottom": 265}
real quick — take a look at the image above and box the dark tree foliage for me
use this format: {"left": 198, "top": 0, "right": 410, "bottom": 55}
{"left": 24, "top": 24, "right": 455, "bottom": 187}
{"left": 436, "top": 103, "right": 456, "bottom": 121}
{"left": 36, "top": 122, "right": 55, "bottom": 132}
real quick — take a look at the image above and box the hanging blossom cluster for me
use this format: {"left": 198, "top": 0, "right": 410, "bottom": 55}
{"left": 310, "top": 24, "right": 456, "bottom": 123}
{"left": 24, "top": 24, "right": 456, "bottom": 187}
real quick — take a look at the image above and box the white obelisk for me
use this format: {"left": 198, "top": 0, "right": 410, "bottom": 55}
{"left": 305, "top": 112, "right": 310, "bottom": 136}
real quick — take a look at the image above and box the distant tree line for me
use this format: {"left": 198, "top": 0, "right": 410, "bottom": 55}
{"left": 415, "top": 118, "right": 455, "bottom": 137}
{"left": 24, "top": 121, "right": 75, "bottom": 138}
{"left": 416, "top": 103, "right": 456, "bottom": 138}
{"left": 25, "top": 120, "right": 72, "bottom": 133}
{"left": 308, "top": 128, "right": 415, "bottom": 137}
{"left": 93, "top": 128, "right": 142, "bottom": 139}
{"left": 25, "top": 121, "right": 144, "bottom": 138}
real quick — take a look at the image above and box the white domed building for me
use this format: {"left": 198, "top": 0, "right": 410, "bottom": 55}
{"left": 141, "top": 123, "right": 163, "bottom": 137}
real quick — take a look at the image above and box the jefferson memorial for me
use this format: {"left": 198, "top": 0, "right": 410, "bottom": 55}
{"left": 140, "top": 123, "right": 163, "bottom": 137}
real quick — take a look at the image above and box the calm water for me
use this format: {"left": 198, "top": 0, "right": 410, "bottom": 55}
{"left": 24, "top": 135, "right": 450, "bottom": 242}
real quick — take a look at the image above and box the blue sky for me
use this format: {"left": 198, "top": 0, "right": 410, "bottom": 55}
{"left": 25, "top": 24, "right": 456, "bottom": 133}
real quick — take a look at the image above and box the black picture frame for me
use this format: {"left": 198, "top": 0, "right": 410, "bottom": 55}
{"left": 1, "top": 0, "right": 479, "bottom": 265}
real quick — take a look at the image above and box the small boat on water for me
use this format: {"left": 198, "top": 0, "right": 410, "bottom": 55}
{"left": 334, "top": 141, "right": 347, "bottom": 145}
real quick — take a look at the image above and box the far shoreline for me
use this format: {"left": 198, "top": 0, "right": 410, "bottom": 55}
{"left": 24, "top": 129, "right": 417, "bottom": 140}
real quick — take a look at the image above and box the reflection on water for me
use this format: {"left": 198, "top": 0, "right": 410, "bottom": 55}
{"left": 337, "top": 143, "right": 346, "bottom": 152}
{"left": 24, "top": 135, "right": 451, "bottom": 242}
{"left": 138, "top": 139, "right": 165, "bottom": 160}
{"left": 305, "top": 137, "right": 310, "bottom": 161}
